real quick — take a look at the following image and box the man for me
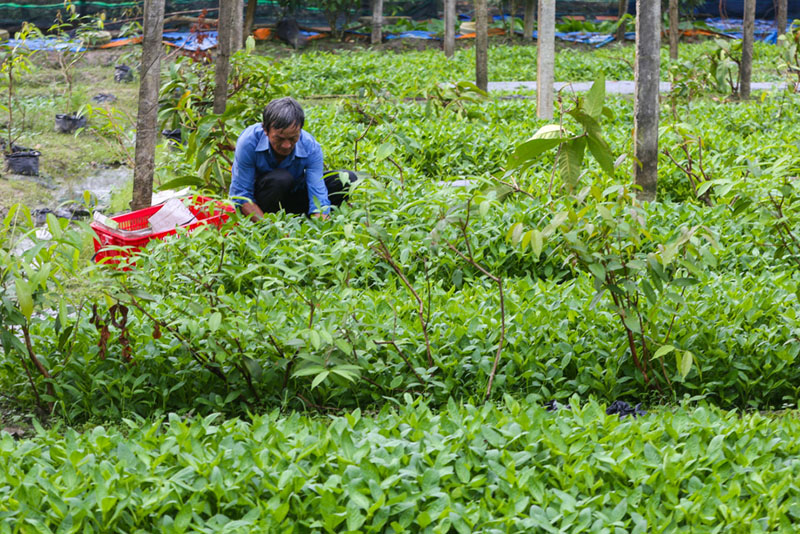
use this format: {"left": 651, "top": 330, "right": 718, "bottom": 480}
{"left": 229, "top": 97, "right": 356, "bottom": 221}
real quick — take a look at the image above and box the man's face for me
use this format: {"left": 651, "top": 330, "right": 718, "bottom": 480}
{"left": 267, "top": 123, "right": 301, "bottom": 158}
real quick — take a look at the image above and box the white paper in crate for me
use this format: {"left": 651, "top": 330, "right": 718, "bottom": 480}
{"left": 147, "top": 198, "right": 197, "bottom": 234}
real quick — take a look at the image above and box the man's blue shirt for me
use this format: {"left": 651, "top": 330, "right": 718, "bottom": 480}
{"left": 229, "top": 123, "right": 330, "bottom": 214}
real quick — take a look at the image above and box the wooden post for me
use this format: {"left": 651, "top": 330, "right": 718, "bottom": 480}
{"left": 131, "top": 0, "right": 165, "bottom": 211}
{"left": 668, "top": 0, "right": 679, "bottom": 60}
{"left": 475, "top": 0, "right": 488, "bottom": 91}
{"left": 615, "top": 0, "right": 627, "bottom": 41}
{"left": 777, "top": 0, "right": 788, "bottom": 37}
{"left": 633, "top": 0, "right": 660, "bottom": 201}
{"left": 537, "top": 0, "right": 555, "bottom": 119}
{"left": 243, "top": 0, "right": 257, "bottom": 45}
{"left": 444, "top": 0, "right": 455, "bottom": 57}
{"left": 740, "top": 0, "right": 756, "bottom": 99}
{"left": 371, "top": 0, "right": 383, "bottom": 45}
{"left": 523, "top": 0, "right": 535, "bottom": 41}
{"left": 213, "top": 0, "right": 234, "bottom": 115}
{"left": 231, "top": 0, "right": 243, "bottom": 52}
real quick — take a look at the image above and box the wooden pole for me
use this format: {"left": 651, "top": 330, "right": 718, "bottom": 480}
{"left": 131, "top": 0, "right": 165, "bottom": 211}
{"left": 668, "top": 0, "right": 679, "bottom": 60}
{"left": 633, "top": 0, "right": 660, "bottom": 201}
{"left": 444, "top": 0, "right": 455, "bottom": 57}
{"left": 231, "top": 0, "right": 243, "bottom": 52}
{"left": 475, "top": 0, "right": 488, "bottom": 91}
{"left": 777, "top": 0, "right": 788, "bottom": 37}
{"left": 243, "top": 0, "right": 257, "bottom": 45}
{"left": 537, "top": 0, "right": 555, "bottom": 119}
{"left": 523, "top": 0, "right": 535, "bottom": 41}
{"left": 615, "top": 0, "right": 627, "bottom": 41}
{"left": 740, "top": 0, "right": 756, "bottom": 99}
{"left": 371, "top": 0, "right": 384, "bottom": 45}
{"left": 213, "top": 0, "right": 234, "bottom": 115}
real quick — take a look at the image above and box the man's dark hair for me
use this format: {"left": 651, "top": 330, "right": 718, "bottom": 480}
{"left": 262, "top": 97, "right": 305, "bottom": 132}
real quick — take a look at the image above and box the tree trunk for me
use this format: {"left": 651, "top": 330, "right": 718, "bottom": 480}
{"left": 131, "top": 0, "right": 165, "bottom": 211}
{"left": 633, "top": 0, "right": 660, "bottom": 201}
{"left": 777, "top": 0, "right": 788, "bottom": 37}
{"left": 444, "top": 0, "right": 456, "bottom": 57}
{"left": 371, "top": 0, "right": 383, "bottom": 45}
{"left": 475, "top": 0, "right": 488, "bottom": 91}
{"left": 615, "top": 0, "right": 628, "bottom": 41}
{"left": 243, "top": 0, "right": 257, "bottom": 45}
{"left": 523, "top": 0, "right": 535, "bottom": 41}
{"left": 231, "top": 0, "right": 243, "bottom": 52}
{"left": 740, "top": 0, "right": 756, "bottom": 99}
{"left": 537, "top": 0, "right": 555, "bottom": 119}
{"left": 668, "top": 0, "right": 679, "bottom": 60}
{"left": 214, "top": 0, "right": 234, "bottom": 115}
{"left": 509, "top": 0, "right": 516, "bottom": 38}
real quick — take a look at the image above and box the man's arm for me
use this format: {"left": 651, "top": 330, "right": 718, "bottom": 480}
{"left": 229, "top": 127, "right": 260, "bottom": 219}
{"left": 240, "top": 201, "right": 265, "bottom": 222}
{"left": 305, "top": 142, "right": 331, "bottom": 217}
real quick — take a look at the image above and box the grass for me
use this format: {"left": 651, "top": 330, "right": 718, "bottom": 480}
{"left": 1, "top": 53, "right": 138, "bottom": 212}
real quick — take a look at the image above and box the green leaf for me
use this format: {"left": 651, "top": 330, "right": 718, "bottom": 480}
{"left": 507, "top": 137, "right": 562, "bottom": 169}
{"left": 417, "top": 510, "right": 432, "bottom": 528}
{"left": 530, "top": 229, "right": 543, "bottom": 259}
{"left": 653, "top": 345, "right": 676, "bottom": 359}
{"left": 455, "top": 458, "right": 470, "bottom": 483}
{"left": 584, "top": 75, "right": 606, "bottom": 120}
{"left": 622, "top": 313, "right": 641, "bottom": 334}
{"left": 376, "top": 142, "right": 395, "bottom": 161}
{"left": 588, "top": 262, "right": 606, "bottom": 281}
{"left": 586, "top": 134, "right": 615, "bottom": 177}
{"left": 679, "top": 351, "right": 694, "bottom": 379}
{"left": 46, "top": 213, "right": 63, "bottom": 239}
{"left": 311, "top": 370, "right": 329, "bottom": 389}
{"left": 15, "top": 279, "right": 33, "bottom": 320}
{"left": 558, "top": 137, "right": 587, "bottom": 191}
{"left": 506, "top": 222, "right": 523, "bottom": 245}
{"left": 208, "top": 312, "right": 222, "bottom": 332}
{"left": 481, "top": 425, "right": 503, "bottom": 448}
{"left": 244, "top": 356, "right": 263, "bottom": 381}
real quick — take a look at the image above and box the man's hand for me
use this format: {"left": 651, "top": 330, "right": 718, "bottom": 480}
{"left": 311, "top": 212, "right": 330, "bottom": 221}
{"left": 241, "top": 202, "right": 265, "bottom": 222}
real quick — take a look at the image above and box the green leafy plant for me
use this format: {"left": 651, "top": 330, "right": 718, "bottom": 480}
{"left": 705, "top": 38, "right": 743, "bottom": 97}
{"left": 506, "top": 76, "right": 615, "bottom": 193}
{"left": 0, "top": 201, "right": 95, "bottom": 414}
{"left": 777, "top": 23, "right": 800, "bottom": 90}
{"left": 0, "top": 23, "right": 39, "bottom": 153}
{"left": 49, "top": 1, "right": 103, "bottom": 116}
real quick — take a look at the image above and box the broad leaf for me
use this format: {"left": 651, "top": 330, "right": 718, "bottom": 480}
{"left": 558, "top": 137, "right": 587, "bottom": 190}
{"left": 584, "top": 75, "right": 606, "bottom": 120}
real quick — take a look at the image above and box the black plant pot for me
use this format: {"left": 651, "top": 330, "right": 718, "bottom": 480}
{"left": 114, "top": 64, "right": 133, "bottom": 83}
{"left": 55, "top": 113, "right": 87, "bottom": 134}
{"left": 4, "top": 150, "right": 41, "bottom": 176}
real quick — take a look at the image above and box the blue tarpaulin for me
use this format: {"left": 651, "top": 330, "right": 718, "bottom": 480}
{"left": 705, "top": 18, "right": 795, "bottom": 44}
{"left": 385, "top": 30, "right": 440, "bottom": 40}
{"left": 162, "top": 30, "right": 218, "bottom": 51}
{"left": 0, "top": 38, "right": 86, "bottom": 52}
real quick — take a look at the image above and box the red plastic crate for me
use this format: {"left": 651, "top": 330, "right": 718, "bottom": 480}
{"left": 91, "top": 195, "right": 235, "bottom": 267}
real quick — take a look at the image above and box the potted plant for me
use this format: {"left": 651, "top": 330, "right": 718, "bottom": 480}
{"left": 1, "top": 23, "right": 41, "bottom": 176}
{"left": 50, "top": 1, "right": 102, "bottom": 134}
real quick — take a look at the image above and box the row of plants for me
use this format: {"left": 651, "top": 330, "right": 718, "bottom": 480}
{"left": 3, "top": 53, "right": 800, "bottom": 421}
{"left": 4, "top": 164, "right": 799, "bottom": 421}
{"left": 2, "top": 398, "right": 800, "bottom": 532}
